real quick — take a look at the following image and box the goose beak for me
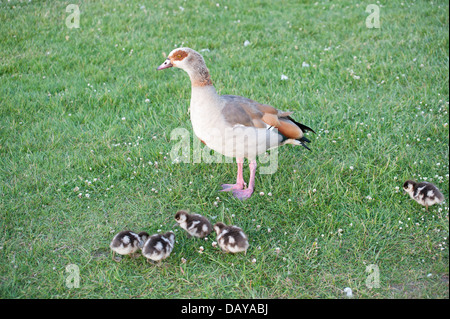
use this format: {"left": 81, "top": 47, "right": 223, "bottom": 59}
{"left": 157, "top": 59, "right": 173, "bottom": 70}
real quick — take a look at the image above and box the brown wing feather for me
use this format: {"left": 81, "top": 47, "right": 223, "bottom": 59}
{"left": 261, "top": 113, "right": 281, "bottom": 127}
{"left": 220, "top": 95, "right": 305, "bottom": 139}
{"left": 258, "top": 104, "right": 278, "bottom": 115}
{"left": 277, "top": 119, "right": 302, "bottom": 139}
{"left": 252, "top": 119, "right": 267, "bottom": 128}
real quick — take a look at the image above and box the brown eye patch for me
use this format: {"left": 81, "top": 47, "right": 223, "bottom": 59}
{"left": 171, "top": 50, "right": 188, "bottom": 61}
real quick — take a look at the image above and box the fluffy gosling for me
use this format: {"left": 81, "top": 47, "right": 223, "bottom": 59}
{"left": 174, "top": 210, "right": 212, "bottom": 238}
{"left": 213, "top": 222, "right": 249, "bottom": 254}
{"left": 403, "top": 180, "right": 444, "bottom": 210}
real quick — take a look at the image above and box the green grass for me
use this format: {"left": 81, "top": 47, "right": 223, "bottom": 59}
{"left": 0, "top": 0, "right": 448, "bottom": 299}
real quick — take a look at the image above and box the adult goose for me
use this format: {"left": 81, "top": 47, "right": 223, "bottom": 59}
{"left": 157, "top": 48, "right": 314, "bottom": 200}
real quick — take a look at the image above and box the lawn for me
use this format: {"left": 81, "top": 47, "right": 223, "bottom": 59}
{"left": 0, "top": 0, "right": 448, "bottom": 299}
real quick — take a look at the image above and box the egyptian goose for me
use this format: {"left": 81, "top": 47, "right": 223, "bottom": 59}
{"left": 157, "top": 48, "right": 315, "bottom": 200}
{"left": 110, "top": 230, "right": 149, "bottom": 262}
{"left": 174, "top": 210, "right": 213, "bottom": 238}
{"left": 403, "top": 180, "right": 444, "bottom": 210}
{"left": 142, "top": 232, "right": 175, "bottom": 263}
{"left": 213, "top": 222, "right": 249, "bottom": 254}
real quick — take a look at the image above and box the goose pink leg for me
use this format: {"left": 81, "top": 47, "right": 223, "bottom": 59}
{"left": 221, "top": 159, "right": 245, "bottom": 191}
{"left": 232, "top": 160, "right": 257, "bottom": 200}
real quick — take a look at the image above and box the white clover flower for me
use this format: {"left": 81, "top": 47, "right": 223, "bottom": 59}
{"left": 343, "top": 287, "right": 353, "bottom": 298}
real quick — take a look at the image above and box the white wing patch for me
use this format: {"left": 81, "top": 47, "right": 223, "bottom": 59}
{"left": 155, "top": 242, "right": 163, "bottom": 251}
{"left": 189, "top": 220, "right": 201, "bottom": 230}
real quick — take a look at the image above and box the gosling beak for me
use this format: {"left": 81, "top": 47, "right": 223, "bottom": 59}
{"left": 157, "top": 59, "right": 173, "bottom": 70}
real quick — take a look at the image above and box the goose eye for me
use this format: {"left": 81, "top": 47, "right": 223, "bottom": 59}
{"left": 172, "top": 50, "right": 187, "bottom": 61}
